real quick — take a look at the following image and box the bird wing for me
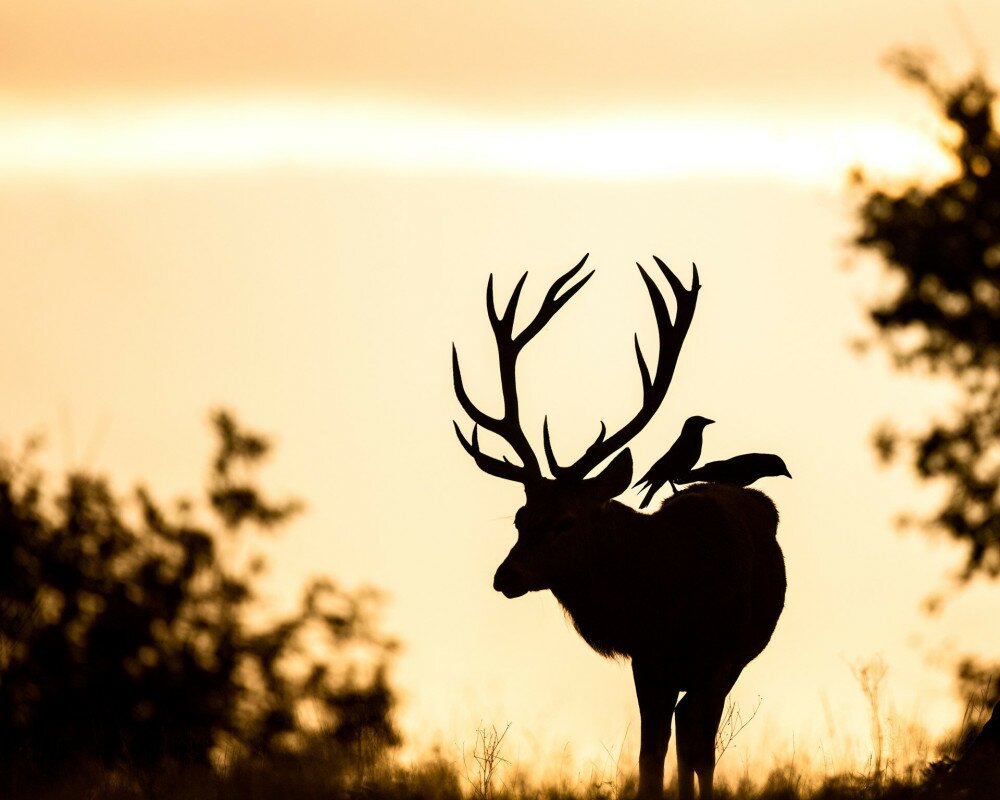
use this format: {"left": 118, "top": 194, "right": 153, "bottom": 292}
{"left": 676, "top": 453, "right": 788, "bottom": 486}
{"left": 675, "top": 460, "right": 725, "bottom": 484}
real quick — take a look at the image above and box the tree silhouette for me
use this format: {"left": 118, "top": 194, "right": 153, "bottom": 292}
{"left": 854, "top": 53, "right": 1000, "bottom": 582}
{"left": 0, "top": 410, "right": 397, "bottom": 781}
{"left": 851, "top": 51, "right": 1000, "bottom": 778}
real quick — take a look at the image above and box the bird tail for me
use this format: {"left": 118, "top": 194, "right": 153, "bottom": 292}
{"left": 638, "top": 484, "right": 657, "bottom": 510}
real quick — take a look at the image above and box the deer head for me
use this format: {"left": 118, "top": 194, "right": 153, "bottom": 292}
{"left": 452, "top": 255, "right": 701, "bottom": 597}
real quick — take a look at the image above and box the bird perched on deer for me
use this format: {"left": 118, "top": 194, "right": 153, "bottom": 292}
{"left": 675, "top": 452, "right": 791, "bottom": 488}
{"left": 633, "top": 415, "right": 714, "bottom": 508}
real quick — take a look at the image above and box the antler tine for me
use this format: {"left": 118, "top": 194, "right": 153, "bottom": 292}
{"left": 453, "top": 422, "right": 525, "bottom": 482}
{"left": 501, "top": 272, "right": 530, "bottom": 331}
{"left": 453, "top": 336, "right": 539, "bottom": 478}
{"left": 486, "top": 271, "right": 529, "bottom": 334}
{"left": 634, "top": 333, "right": 653, "bottom": 399}
{"left": 542, "top": 417, "right": 561, "bottom": 476}
{"left": 454, "top": 255, "right": 596, "bottom": 482}
{"left": 544, "top": 418, "right": 607, "bottom": 479}
{"left": 563, "top": 259, "right": 700, "bottom": 479}
{"left": 452, "top": 344, "right": 501, "bottom": 430}
{"left": 515, "top": 254, "right": 594, "bottom": 349}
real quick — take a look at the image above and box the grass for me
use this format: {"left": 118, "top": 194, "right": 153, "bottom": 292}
{"left": 1, "top": 736, "right": 992, "bottom": 800}
{"left": 4, "top": 665, "right": 995, "bottom": 799}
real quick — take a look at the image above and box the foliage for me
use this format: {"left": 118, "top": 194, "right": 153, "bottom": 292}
{"left": 0, "top": 410, "right": 398, "bottom": 777}
{"left": 851, "top": 51, "right": 1000, "bottom": 791}
{"left": 853, "top": 51, "right": 1000, "bottom": 581}
{"left": 935, "top": 657, "right": 999, "bottom": 760}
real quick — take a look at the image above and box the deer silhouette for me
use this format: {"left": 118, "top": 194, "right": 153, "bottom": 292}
{"left": 452, "top": 255, "right": 786, "bottom": 800}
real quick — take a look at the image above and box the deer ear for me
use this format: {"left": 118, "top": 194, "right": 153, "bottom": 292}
{"left": 588, "top": 449, "right": 633, "bottom": 500}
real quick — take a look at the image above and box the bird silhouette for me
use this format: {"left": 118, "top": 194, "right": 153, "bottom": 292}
{"left": 675, "top": 453, "right": 791, "bottom": 487}
{"left": 634, "top": 415, "right": 714, "bottom": 509}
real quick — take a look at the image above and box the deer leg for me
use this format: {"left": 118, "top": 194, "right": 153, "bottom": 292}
{"left": 632, "top": 659, "right": 678, "bottom": 800}
{"left": 675, "top": 690, "right": 727, "bottom": 800}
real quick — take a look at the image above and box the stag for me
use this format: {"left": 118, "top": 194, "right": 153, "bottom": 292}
{"left": 452, "top": 255, "right": 786, "bottom": 800}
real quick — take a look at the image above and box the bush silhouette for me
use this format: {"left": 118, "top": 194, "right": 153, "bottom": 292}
{"left": 0, "top": 410, "right": 398, "bottom": 776}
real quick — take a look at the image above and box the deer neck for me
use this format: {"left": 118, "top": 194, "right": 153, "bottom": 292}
{"left": 548, "top": 501, "right": 643, "bottom": 658}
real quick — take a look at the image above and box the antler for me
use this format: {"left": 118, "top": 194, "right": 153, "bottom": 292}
{"left": 543, "top": 257, "right": 700, "bottom": 479}
{"left": 453, "top": 254, "right": 595, "bottom": 482}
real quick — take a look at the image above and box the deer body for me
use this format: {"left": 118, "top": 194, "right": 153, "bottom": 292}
{"left": 537, "top": 488, "right": 784, "bottom": 673}
{"left": 453, "top": 256, "right": 786, "bottom": 799}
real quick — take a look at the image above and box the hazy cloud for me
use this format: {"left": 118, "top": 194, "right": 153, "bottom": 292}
{"left": 1, "top": 1, "right": 991, "bottom": 113}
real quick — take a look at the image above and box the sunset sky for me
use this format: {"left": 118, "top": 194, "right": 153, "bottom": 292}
{"left": 3, "top": 0, "right": 1000, "bottom": 782}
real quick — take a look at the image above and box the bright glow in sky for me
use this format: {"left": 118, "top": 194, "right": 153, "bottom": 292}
{"left": 0, "top": 99, "right": 953, "bottom": 185}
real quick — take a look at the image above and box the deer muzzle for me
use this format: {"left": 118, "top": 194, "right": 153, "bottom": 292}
{"left": 493, "top": 561, "right": 530, "bottom": 598}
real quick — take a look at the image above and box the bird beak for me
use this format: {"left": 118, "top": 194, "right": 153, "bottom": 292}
{"left": 783, "top": 467, "right": 792, "bottom": 478}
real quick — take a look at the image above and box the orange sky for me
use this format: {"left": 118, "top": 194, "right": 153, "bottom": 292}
{"left": 2, "top": 0, "right": 1000, "bottom": 784}
{"left": 0, "top": 0, "right": 994, "bottom": 111}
